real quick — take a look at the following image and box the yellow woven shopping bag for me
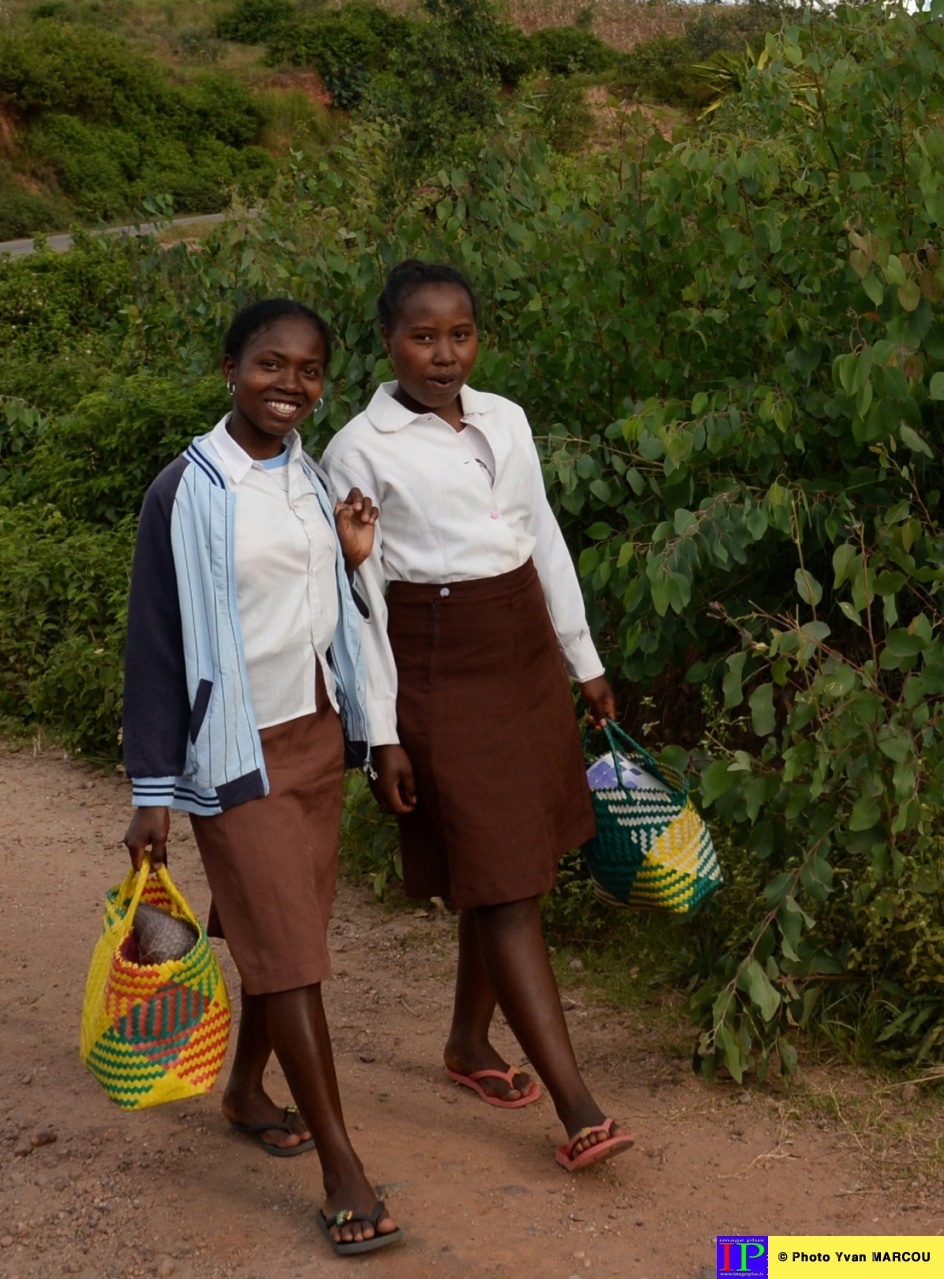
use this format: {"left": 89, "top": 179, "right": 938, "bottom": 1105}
{"left": 80, "top": 860, "right": 231, "bottom": 1110}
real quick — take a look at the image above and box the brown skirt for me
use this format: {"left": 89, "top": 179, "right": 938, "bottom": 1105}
{"left": 387, "top": 559, "right": 595, "bottom": 909}
{"left": 189, "top": 700, "right": 344, "bottom": 996}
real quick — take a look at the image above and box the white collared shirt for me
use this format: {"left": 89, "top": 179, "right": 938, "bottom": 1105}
{"left": 322, "top": 383, "right": 604, "bottom": 744}
{"left": 205, "top": 417, "right": 339, "bottom": 729}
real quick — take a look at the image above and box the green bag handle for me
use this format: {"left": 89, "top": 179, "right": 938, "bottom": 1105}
{"left": 594, "top": 719, "right": 689, "bottom": 804}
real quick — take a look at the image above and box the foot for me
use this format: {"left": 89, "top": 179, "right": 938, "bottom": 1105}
{"left": 556, "top": 1116, "right": 634, "bottom": 1172}
{"left": 222, "top": 1090, "right": 312, "bottom": 1152}
{"left": 564, "top": 1116, "right": 629, "bottom": 1161}
{"left": 443, "top": 1043, "right": 538, "bottom": 1104}
{"left": 322, "top": 1179, "right": 400, "bottom": 1249}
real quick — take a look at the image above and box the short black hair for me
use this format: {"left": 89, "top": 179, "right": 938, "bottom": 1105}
{"left": 378, "top": 260, "right": 479, "bottom": 332}
{"left": 223, "top": 298, "right": 333, "bottom": 367}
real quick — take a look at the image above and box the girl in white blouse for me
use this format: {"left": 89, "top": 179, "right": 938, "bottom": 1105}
{"left": 324, "top": 261, "right": 634, "bottom": 1172}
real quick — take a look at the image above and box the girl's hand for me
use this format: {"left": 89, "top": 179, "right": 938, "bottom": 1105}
{"left": 124, "top": 806, "right": 170, "bottom": 870}
{"left": 370, "top": 744, "right": 417, "bottom": 814}
{"left": 580, "top": 676, "right": 616, "bottom": 730}
{"left": 334, "top": 487, "right": 378, "bottom": 571}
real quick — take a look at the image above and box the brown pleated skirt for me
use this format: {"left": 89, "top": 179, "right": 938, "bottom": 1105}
{"left": 189, "top": 698, "right": 345, "bottom": 996}
{"left": 387, "top": 559, "right": 595, "bottom": 909}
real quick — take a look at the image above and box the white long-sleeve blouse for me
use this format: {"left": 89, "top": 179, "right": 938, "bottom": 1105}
{"left": 322, "top": 382, "right": 604, "bottom": 745}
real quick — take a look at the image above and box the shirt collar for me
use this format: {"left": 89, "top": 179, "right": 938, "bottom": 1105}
{"left": 205, "top": 415, "right": 300, "bottom": 485}
{"left": 364, "top": 381, "right": 494, "bottom": 433}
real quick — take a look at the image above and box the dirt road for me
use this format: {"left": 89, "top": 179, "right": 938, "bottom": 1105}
{"left": 1, "top": 745, "right": 940, "bottom": 1279}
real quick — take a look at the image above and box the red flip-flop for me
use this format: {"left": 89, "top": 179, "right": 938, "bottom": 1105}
{"left": 445, "top": 1065, "right": 542, "bottom": 1109}
{"left": 555, "top": 1118, "right": 634, "bottom": 1171}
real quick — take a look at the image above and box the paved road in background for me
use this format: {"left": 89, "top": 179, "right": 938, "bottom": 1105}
{"left": 0, "top": 212, "right": 228, "bottom": 257}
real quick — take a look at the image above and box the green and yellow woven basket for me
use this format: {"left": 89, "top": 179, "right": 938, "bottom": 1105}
{"left": 80, "top": 861, "right": 231, "bottom": 1110}
{"left": 583, "top": 722, "right": 722, "bottom": 914}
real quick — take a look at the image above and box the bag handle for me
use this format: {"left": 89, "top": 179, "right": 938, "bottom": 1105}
{"left": 597, "top": 720, "right": 689, "bottom": 803}
{"left": 113, "top": 858, "right": 202, "bottom": 937}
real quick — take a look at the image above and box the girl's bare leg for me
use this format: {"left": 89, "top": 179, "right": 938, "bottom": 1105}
{"left": 468, "top": 896, "right": 627, "bottom": 1157}
{"left": 265, "top": 984, "right": 399, "bottom": 1246}
{"left": 443, "top": 908, "right": 537, "bottom": 1102}
{"left": 220, "top": 988, "right": 312, "bottom": 1150}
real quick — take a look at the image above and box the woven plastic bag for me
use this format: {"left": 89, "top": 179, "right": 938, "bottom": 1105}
{"left": 80, "top": 860, "right": 231, "bottom": 1110}
{"left": 582, "top": 722, "right": 722, "bottom": 914}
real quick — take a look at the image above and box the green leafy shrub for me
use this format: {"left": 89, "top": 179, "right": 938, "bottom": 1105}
{"left": 0, "top": 504, "right": 132, "bottom": 758}
{"left": 684, "top": 1, "right": 787, "bottom": 60}
{"left": 216, "top": 0, "right": 297, "bottom": 45}
{"left": 0, "top": 173, "right": 69, "bottom": 241}
{"left": 1, "top": 21, "right": 271, "bottom": 224}
{"left": 610, "top": 36, "right": 708, "bottom": 110}
{"left": 19, "top": 372, "right": 224, "bottom": 525}
{"left": 267, "top": 2, "right": 414, "bottom": 108}
{"left": 528, "top": 24, "right": 616, "bottom": 77}
{"left": 537, "top": 77, "right": 594, "bottom": 155}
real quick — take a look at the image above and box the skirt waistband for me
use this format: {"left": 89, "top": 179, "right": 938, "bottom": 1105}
{"left": 387, "top": 558, "right": 537, "bottom": 606}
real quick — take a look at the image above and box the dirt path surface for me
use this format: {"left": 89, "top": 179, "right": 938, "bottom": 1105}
{"left": 1, "top": 746, "right": 941, "bottom": 1279}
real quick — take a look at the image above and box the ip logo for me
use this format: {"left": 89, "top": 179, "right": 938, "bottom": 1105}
{"left": 717, "top": 1236, "right": 768, "bottom": 1278}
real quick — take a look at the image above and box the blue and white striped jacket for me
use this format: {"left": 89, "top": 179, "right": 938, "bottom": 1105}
{"left": 122, "top": 431, "right": 369, "bottom": 816}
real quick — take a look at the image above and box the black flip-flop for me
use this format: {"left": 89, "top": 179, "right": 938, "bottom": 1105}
{"left": 317, "top": 1201, "right": 403, "bottom": 1255}
{"left": 229, "top": 1105, "right": 315, "bottom": 1157}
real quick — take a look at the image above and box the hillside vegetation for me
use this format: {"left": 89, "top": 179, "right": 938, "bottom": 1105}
{"left": 2, "top": 1, "right": 943, "bottom": 1082}
{"left": 0, "top": 0, "right": 780, "bottom": 239}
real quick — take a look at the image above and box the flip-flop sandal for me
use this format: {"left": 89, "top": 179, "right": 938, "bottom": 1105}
{"left": 229, "top": 1104, "right": 315, "bottom": 1158}
{"left": 445, "top": 1065, "right": 542, "bottom": 1109}
{"left": 317, "top": 1201, "right": 404, "bottom": 1256}
{"left": 555, "top": 1118, "right": 634, "bottom": 1172}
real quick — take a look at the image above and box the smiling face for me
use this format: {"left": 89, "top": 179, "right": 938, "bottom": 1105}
{"left": 223, "top": 316, "right": 326, "bottom": 459}
{"left": 383, "top": 282, "right": 479, "bottom": 431}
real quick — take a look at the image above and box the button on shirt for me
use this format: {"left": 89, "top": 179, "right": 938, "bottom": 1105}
{"left": 207, "top": 418, "right": 339, "bottom": 730}
{"left": 322, "top": 383, "right": 604, "bottom": 745}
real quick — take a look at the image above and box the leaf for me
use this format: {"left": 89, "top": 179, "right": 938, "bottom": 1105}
{"left": 849, "top": 795, "right": 881, "bottom": 831}
{"left": 718, "top": 1024, "right": 745, "bottom": 1085}
{"left": 832, "top": 543, "right": 856, "bottom": 589}
{"left": 691, "top": 391, "right": 709, "bottom": 416}
{"left": 578, "top": 546, "right": 599, "bottom": 576}
{"left": 749, "top": 682, "right": 775, "bottom": 736}
{"left": 862, "top": 272, "right": 884, "bottom": 306}
{"left": 898, "top": 279, "right": 921, "bottom": 312}
{"left": 795, "top": 568, "right": 823, "bottom": 606}
{"left": 885, "top": 628, "right": 928, "bottom": 657}
{"left": 930, "top": 372, "right": 944, "bottom": 401}
{"left": 778, "top": 1039, "right": 798, "bottom": 1077}
{"left": 673, "top": 508, "right": 697, "bottom": 535}
{"left": 699, "top": 760, "right": 738, "bottom": 807}
{"left": 586, "top": 522, "right": 613, "bottom": 540}
{"left": 723, "top": 651, "right": 746, "bottom": 709}
{"left": 899, "top": 424, "right": 933, "bottom": 457}
{"left": 817, "top": 663, "right": 856, "bottom": 698}
{"left": 744, "top": 958, "right": 781, "bottom": 1023}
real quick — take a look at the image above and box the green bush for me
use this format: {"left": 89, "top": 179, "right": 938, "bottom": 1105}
{"left": 20, "top": 372, "right": 224, "bottom": 525}
{"left": 0, "top": 174, "right": 69, "bottom": 241}
{"left": 611, "top": 36, "right": 709, "bottom": 110}
{"left": 528, "top": 24, "right": 616, "bottom": 77}
{"left": 1, "top": 21, "right": 271, "bottom": 226}
{"left": 537, "top": 77, "right": 594, "bottom": 155}
{"left": 267, "top": 2, "right": 414, "bottom": 108}
{"left": 216, "top": 0, "right": 297, "bottom": 45}
{"left": 0, "top": 503, "right": 132, "bottom": 758}
{"left": 684, "top": 1, "right": 787, "bottom": 59}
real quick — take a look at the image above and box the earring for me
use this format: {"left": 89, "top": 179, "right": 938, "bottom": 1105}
{"left": 314, "top": 397, "right": 324, "bottom": 412}
{"left": 227, "top": 381, "right": 235, "bottom": 395}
